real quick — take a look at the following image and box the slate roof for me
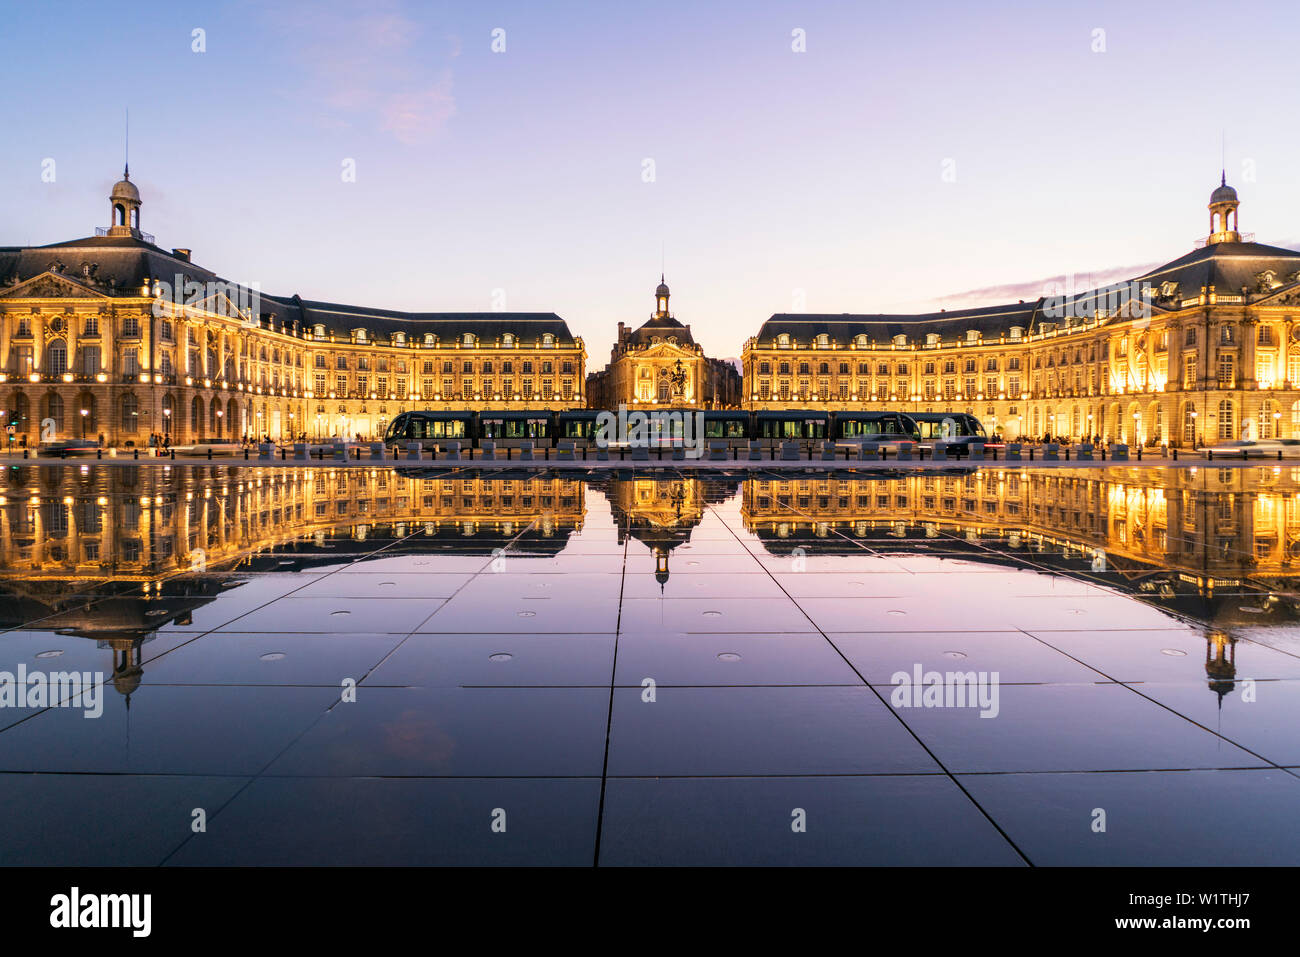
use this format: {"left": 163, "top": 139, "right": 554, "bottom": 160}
{"left": 0, "top": 235, "right": 579, "bottom": 346}
{"left": 755, "top": 241, "right": 1300, "bottom": 345}
{"left": 624, "top": 313, "right": 695, "bottom": 347}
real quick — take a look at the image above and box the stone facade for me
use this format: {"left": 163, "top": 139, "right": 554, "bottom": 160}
{"left": 587, "top": 278, "right": 741, "bottom": 410}
{"left": 0, "top": 171, "right": 587, "bottom": 446}
{"left": 741, "top": 179, "right": 1300, "bottom": 447}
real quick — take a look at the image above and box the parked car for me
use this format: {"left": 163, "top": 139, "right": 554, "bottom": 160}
{"left": 169, "top": 438, "right": 242, "bottom": 456}
{"left": 1206, "top": 438, "right": 1300, "bottom": 458}
{"left": 37, "top": 438, "right": 99, "bottom": 458}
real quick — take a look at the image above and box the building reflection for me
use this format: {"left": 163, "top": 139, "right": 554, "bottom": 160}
{"left": 0, "top": 466, "right": 586, "bottom": 704}
{"left": 602, "top": 473, "right": 738, "bottom": 589}
{"left": 740, "top": 466, "right": 1300, "bottom": 699}
{"left": 3, "top": 465, "right": 1298, "bottom": 707}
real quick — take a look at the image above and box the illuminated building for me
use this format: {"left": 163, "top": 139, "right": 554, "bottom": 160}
{"left": 0, "top": 170, "right": 587, "bottom": 445}
{"left": 742, "top": 178, "right": 1300, "bottom": 446}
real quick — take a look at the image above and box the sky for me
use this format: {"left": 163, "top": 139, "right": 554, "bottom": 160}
{"left": 3, "top": 0, "right": 1299, "bottom": 361}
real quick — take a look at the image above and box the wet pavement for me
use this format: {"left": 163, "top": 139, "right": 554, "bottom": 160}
{"left": 1, "top": 463, "right": 1298, "bottom": 865}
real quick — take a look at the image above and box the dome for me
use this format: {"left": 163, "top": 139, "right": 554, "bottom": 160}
{"left": 1211, "top": 174, "right": 1237, "bottom": 205}
{"left": 111, "top": 175, "right": 140, "bottom": 204}
{"left": 655, "top": 279, "right": 669, "bottom": 297}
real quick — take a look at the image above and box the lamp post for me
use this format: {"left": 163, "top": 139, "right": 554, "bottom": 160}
{"left": 1191, "top": 408, "right": 1199, "bottom": 449}
{"left": 1133, "top": 410, "right": 1141, "bottom": 447}
{"left": 216, "top": 408, "right": 223, "bottom": 439}
{"left": 1274, "top": 409, "right": 1282, "bottom": 440}
{"left": 80, "top": 408, "right": 87, "bottom": 439}
{"left": 162, "top": 407, "right": 171, "bottom": 440}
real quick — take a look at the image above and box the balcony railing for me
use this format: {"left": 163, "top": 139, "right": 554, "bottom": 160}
{"left": 95, "top": 226, "right": 156, "bottom": 244}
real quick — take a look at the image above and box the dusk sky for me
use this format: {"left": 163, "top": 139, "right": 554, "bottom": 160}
{"left": 3, "top": 0, "right": 1299, "bottom": 359}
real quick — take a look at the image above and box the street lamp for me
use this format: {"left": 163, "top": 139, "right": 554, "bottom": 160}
{"left": 1133, "top": 410, "right": 1140, "bottom": 447}
{"left": 80, "top": 408, "right": 87, "bottom": 439}
{"left": 1190, "top": 409, "right": 1199, "bottom": 449}
{"left": 216, "top": 409, "right": 223, "bottom": 439}
{"left": 1274, "top": 409, "right": 1282, "bottom": 439}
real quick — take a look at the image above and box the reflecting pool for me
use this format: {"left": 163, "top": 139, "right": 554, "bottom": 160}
{"left": 2, "top": 464, "right": 1299, "bottom": 865}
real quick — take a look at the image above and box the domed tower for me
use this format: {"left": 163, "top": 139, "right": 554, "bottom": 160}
{"left": 107, "top": 166, "right": 142, "bottom": 239}
{"left": 654, "top": 274, "right": 670, "bottom": 318}
{"left": 1207, "top": 172, "right": 1240, "bottom": 245}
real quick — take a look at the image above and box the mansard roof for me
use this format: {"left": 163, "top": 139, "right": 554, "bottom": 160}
{"left": 624, "top": 313, "right": 695, "bottom": 347}
{"left": 0, "top": 235, "right": 579, "bottom": 346}
{"left": 756, "top": 240, "right": 1300, "bottom": 346}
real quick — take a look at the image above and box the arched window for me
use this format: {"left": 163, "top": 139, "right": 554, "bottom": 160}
{"left": 1259, "top": 402, "right": 1279, "bottom": 440}
{"left": 44, "top": 393, "right": 64, "bottom": 433}
{"left": 45, "top": 339, "right": 68, "bottom": 377}
{"left": 113, "top": 204, "right": 125, "bottom": 226}
{"left": 121, "top": 394, "right": 138, "bottom": 433}
{"left": 13, "top": 394, "right": 29, "bottom": 433}
{"left": 1218, "top": 400, "right": 1234, "bottom": 440}
{"left": 78, "top": 394, "right": 96, "bottom": 433}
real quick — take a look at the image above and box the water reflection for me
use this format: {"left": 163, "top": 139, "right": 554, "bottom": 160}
{"left": 2, "top": 465, "right": 1299, "bottom": 711}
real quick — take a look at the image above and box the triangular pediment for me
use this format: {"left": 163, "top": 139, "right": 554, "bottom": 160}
{"left": 1253, "top": 276, "right": 1300, "bottom": 307}
{"left": 635, "top": 341, "right": 697, "bottom": 358}
{"left": 185, "top": 290, "right": 250, "bottom": 320}
{"left": 0, "top": 271, "right": 110, "bottom": 300}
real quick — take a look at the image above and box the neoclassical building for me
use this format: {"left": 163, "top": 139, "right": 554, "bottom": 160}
{"left": 587, "top": 277, "right": 741, "bottom": 409}
{"left": 0, "top": 169, "right": 587, "bottom": 445}
{"left": 742, "top": 178, "right": 1300, "bottom": 446}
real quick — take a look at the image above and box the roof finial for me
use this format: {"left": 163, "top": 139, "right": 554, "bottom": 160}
{"left": 124, "top": 107, "right": 130, "bottom": 180}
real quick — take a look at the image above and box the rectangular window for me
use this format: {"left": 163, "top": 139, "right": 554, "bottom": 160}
{"left": 82, "top": 346, "right": 100, "bottom": 376}
{"left": 123, "top": 348, "right": 138, "bottom": 376}
{"left": 1217, "top": 354, "right": 1234, "bottom": 387}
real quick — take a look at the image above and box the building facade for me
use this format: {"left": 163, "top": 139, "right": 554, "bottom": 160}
{"left": 587, "top": 278, "right": 741, "bottom": 410}
{"left": 0, "top": 170, "right": 587, "bottom": 446}
{"left": 742, "top": 179, "right": 1300, "bottom": 446}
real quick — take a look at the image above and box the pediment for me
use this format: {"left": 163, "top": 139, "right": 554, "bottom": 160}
{"left": 0, "top": 271, "right": 109, "bottom": 301}
{"left": 635, "top": 341, "right": 696, "bottom": 358}
{"left": 1253, "top": 277, "right": 1300, "bottom": 308}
